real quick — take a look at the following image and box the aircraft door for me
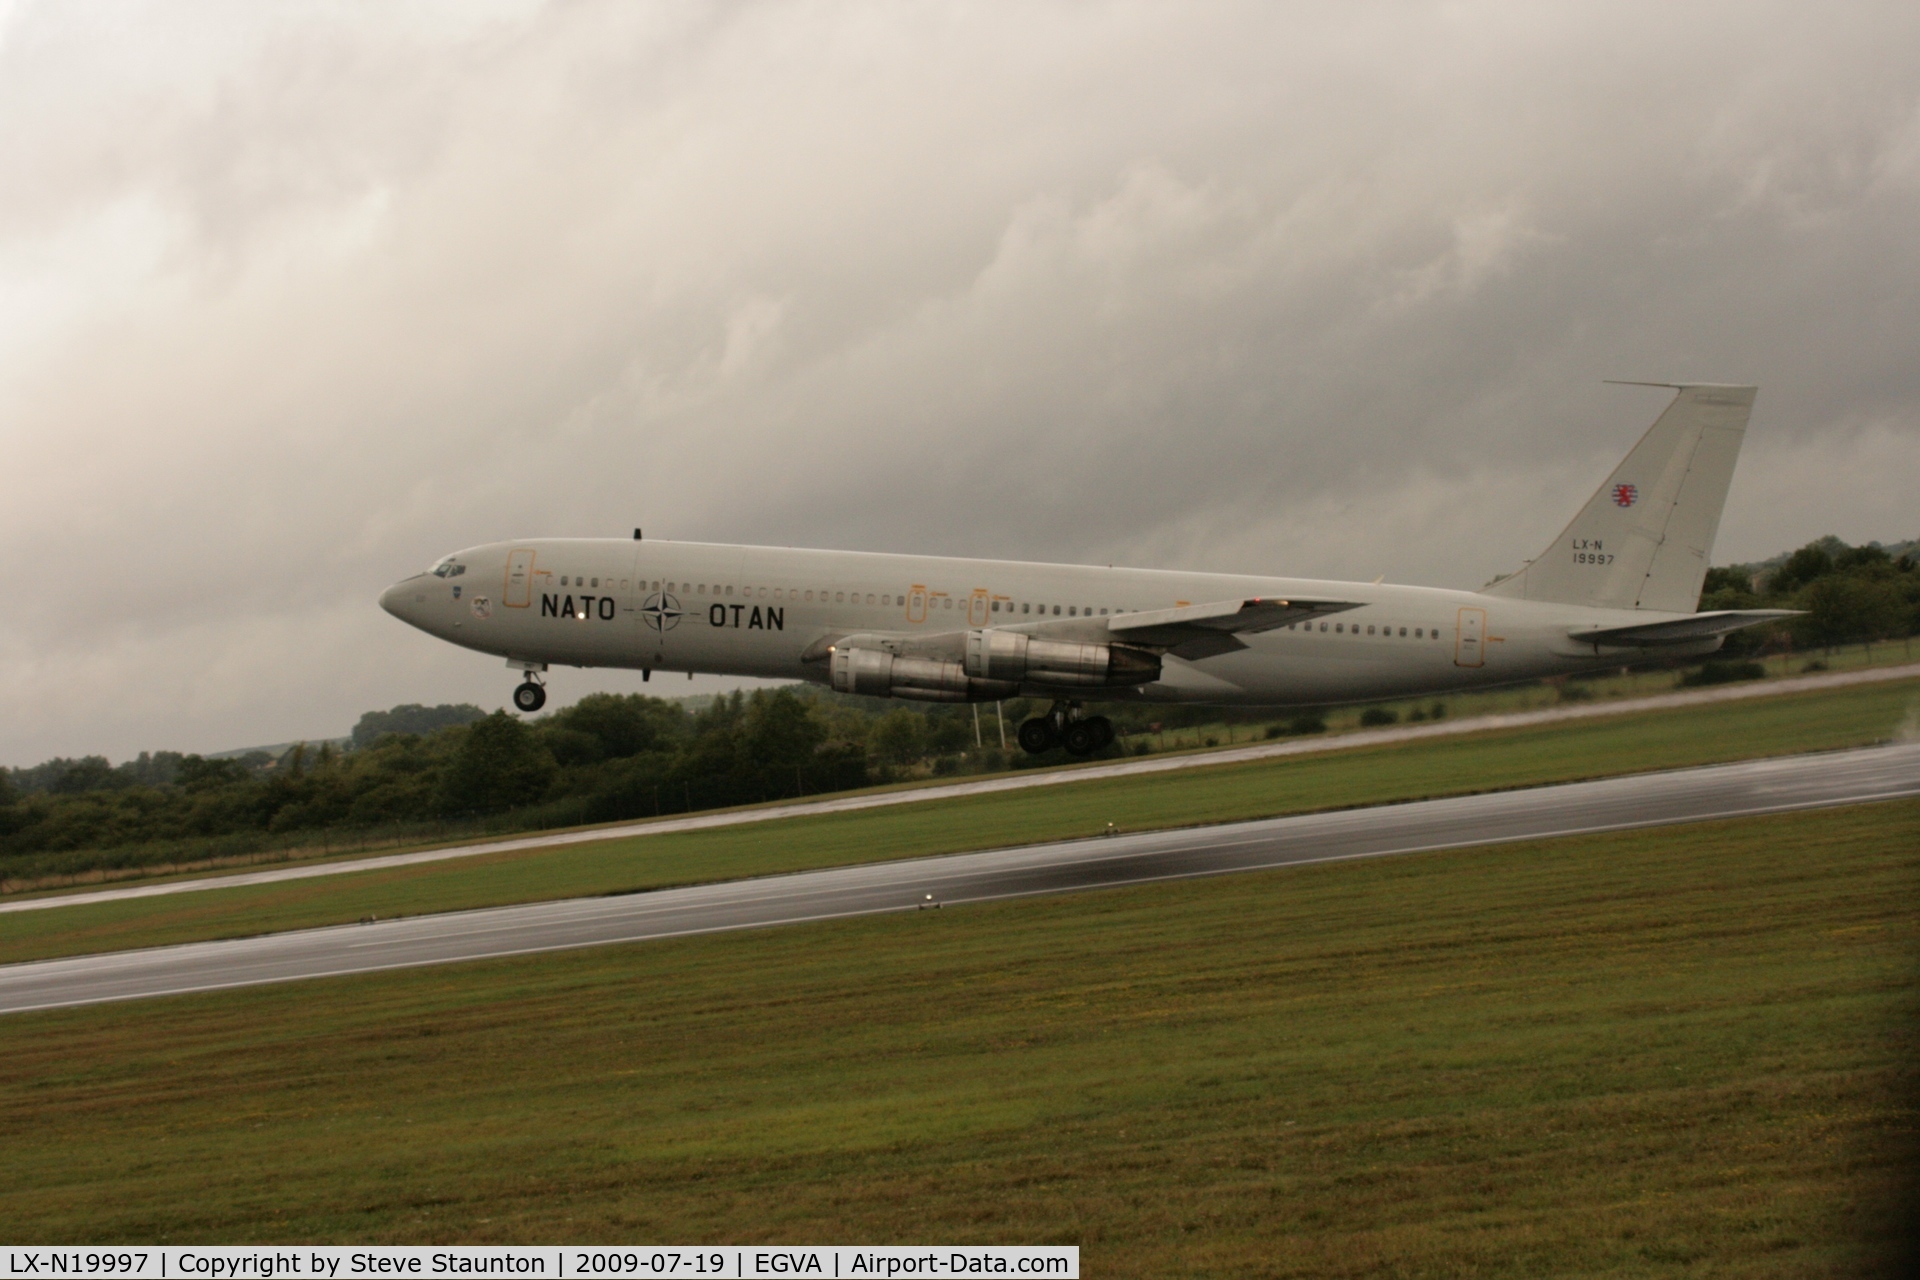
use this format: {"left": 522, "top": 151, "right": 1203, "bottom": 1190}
{"left": 1454, "top": 607, "right": 1486, "bottom": 668}
{"left": 505, "top": 549, "right": 536, "bottom": 609}
{"left": 968, "top": 589, "right": 989, "bottom": 626}
{"left": 907, "top": 586, "right": 928, "bottom": 624}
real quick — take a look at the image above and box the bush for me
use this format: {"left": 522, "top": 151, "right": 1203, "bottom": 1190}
{"left": 868, "top": 708, "right": 927, "bottom": 767}
{"left": 1679, "top": 660, "right": 1767, "bottom": 688}
{"left": 1359, "top": 708, "right": 1399, "bottom": 727}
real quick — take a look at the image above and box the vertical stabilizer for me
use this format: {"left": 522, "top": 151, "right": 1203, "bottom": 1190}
{"left": 1483, "top": 384, "right": 1756, "bottom": 613}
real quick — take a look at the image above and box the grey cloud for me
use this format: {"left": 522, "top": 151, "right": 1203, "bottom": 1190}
{"left": 4, "top": 1, "right": 1918, "bottom": 763}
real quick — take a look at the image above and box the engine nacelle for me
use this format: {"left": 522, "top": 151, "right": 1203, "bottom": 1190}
{"left": 964, "top": 629, "right": 1161, "bottom": 687}
{"left": 830, "top": 646, "right": 1019, "bottom": 703}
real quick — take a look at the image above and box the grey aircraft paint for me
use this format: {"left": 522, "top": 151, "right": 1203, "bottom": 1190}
{"left": 380, "top": 385, "right": 1793, "bottom": 751}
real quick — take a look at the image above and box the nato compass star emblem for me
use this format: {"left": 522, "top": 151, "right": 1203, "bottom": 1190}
{"left": 641, "top": 592, "right": 684, "bottom": 632}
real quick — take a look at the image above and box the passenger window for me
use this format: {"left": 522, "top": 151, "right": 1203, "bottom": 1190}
{"left": 805, "top": 590, "right": 813, "bottom": 601}
{"left": 560, "top": 576, "right": 569, "bottom": 586}
{"left": 1099, "top": 608, "right": 1108, "bottom": 615}
{"left": 1052, "top": 605, "right": 1060, "bottom": 615}
{"left": 1399, "top": 627, "right": 1406, "bottom": 637}
{"left": 836, "top": 592, "right": 845, "bottom": 602}
{"left": 1068, "top": 606, "right": 1077, "bottom": 616}
{"left": 944, "top": 598, "right": 952, "bottom": 608}
{"left": 1367, "top": 625, "right": 1375, "bottom": 635}
{"left": 866, "top": 593, "right": 875, "bottom": 604}
{"left": 1335, "top": 623, "right": 1344, "bottom": 633}
{"left": 884, "top": 594, "right": 892, "bottom": 605}
{"left": 1319, "top": 622, "right": 1327, "bottom": 632}
{"left": 1022, "top": 603, "right": 1030, "bottom": 614}
{"left": 591, "top": 578, "right": 599, "bottom": 588}
{"left": 991, "top": 600, "right": 1000, "bottom": 612}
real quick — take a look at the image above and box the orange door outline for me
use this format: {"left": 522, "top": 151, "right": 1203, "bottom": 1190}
{"left": 505, "top": 549, "right": 536, "bottom": 608}
{"left": 1455, "top": 607, "right": 1486, "bottom": 668}
{"left": 968, "top": 589, "right": 989, "bottom": 626}
{"left": 906, "top": 585, "right": 928, "bottom": 624}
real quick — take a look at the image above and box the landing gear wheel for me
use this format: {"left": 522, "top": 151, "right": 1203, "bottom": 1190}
{"left": 513, "top": 681, "right": 547, "bottom": 713}
{"left": 1017, "top": 718, "right": 1057, "bottom": 755}
{"left": 1085, "top": 716, "right": 1114, "bottom": 750}
{"left": 1062, "top": 721, "right": 1099, "bottom": 757}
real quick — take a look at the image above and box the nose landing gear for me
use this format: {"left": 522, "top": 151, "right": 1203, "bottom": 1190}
{"left": 1017, "top": 701, "right": 1114, "bottom": 757}
{"left": 508, "top": 660, "right": 548, "bottom": 713}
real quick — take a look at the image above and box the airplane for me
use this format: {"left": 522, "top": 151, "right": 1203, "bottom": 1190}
{"left": 381, "top": 383, "right": 1795, "bottom": 757}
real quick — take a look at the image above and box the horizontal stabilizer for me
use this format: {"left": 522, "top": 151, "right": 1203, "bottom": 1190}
{"left": 1567, "top": 609, "right": 1799, "bottom": 647}
{"left": 1111, "top": 597, "right": 1363, "bottom": 657}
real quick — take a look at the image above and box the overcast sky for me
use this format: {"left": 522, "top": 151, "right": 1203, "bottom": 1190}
{"left": 4, "top": 1, "right": 1918, "bottom": 765}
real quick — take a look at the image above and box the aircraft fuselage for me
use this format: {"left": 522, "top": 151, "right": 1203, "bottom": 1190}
{"left": 380, "top": 537, "right": 1714, "bottom": 707}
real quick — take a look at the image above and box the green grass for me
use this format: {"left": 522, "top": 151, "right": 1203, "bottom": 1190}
{"left": 1, "top": 798, "right": 1913, "bottom": 1276}
{"left": 3, "top": 677, "right": 1914, "bottom": 966}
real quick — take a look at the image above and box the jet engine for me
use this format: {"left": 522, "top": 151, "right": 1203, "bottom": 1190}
{"left": 829, "top": 646, "right": 1019, "bottom": 703}
{"left": 964, "top": 629, "right": 1161, "bottom": 687}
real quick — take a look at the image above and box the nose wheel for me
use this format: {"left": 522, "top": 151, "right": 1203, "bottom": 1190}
{"left": 512, "top": 679, "right": 547, "bottom": 713}
{"left": 1018, "top": 703, "right": 1114, "bottom": 757}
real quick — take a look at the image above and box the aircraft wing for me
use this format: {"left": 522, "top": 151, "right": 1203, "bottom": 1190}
{"left": 1566, "top": 609, "right": 1799, "bottom": 647}
{"left": 1109, "top": 596, "right": 1365, "bottom": 659}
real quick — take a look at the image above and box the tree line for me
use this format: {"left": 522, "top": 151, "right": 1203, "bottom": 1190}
{"left": 1703, "top": 535, "right": 1919, "bottom": 654}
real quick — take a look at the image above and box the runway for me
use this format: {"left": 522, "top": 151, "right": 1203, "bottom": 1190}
{"left": 8, "top": 659, "right": 1918, "bottom": 915}
{"left": 2, "top": 743, "right": 1915, "bottom": 1014}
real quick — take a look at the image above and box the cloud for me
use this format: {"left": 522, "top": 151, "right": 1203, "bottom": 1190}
{"left": 3, "top": 0, "right": 1918, "bottom": 762}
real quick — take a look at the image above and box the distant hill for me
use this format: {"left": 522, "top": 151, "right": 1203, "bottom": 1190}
{"left": 350, "top": 703, "right": 489, "bottom": 749}
{"left": 207, "top": 737, "right": 351, "bottom": 762}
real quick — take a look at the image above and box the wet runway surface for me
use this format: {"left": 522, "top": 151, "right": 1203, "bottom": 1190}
{"left": 3, "top": 742, "right": 1915, "bottom": 1014}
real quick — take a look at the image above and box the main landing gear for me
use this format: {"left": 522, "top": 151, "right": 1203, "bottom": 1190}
{"left": 1017, "top": 701, "right": 1114, "bottom": 758}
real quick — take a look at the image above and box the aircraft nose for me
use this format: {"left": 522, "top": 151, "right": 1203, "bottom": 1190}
{"left": 380, "top": 576, "right": 426, "bottom": 621}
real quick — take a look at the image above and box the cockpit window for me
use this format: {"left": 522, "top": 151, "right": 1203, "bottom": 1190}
{"left": 430, "top": 559, "right": 467, "bottom": 578}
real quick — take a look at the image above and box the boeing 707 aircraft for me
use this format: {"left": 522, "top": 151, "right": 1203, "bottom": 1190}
{"left": 381, "top": 384, "right": 1792, "bottom": 756}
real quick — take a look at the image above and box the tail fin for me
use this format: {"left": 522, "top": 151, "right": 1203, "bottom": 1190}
{"left": 1483, "top": 384, "right": 1757, "bottom": 613}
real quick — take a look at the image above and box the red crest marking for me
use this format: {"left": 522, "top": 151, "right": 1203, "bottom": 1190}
{"left": 1612, "top": 483, "right": 1638, "bottom": 508}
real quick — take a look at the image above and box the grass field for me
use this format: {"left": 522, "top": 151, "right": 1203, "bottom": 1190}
{"left": 0, "top": 797, "right": 1913, "bottom": 1275}
{"left": 4, "top": 676, "right": 1914, "bottom": 967}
